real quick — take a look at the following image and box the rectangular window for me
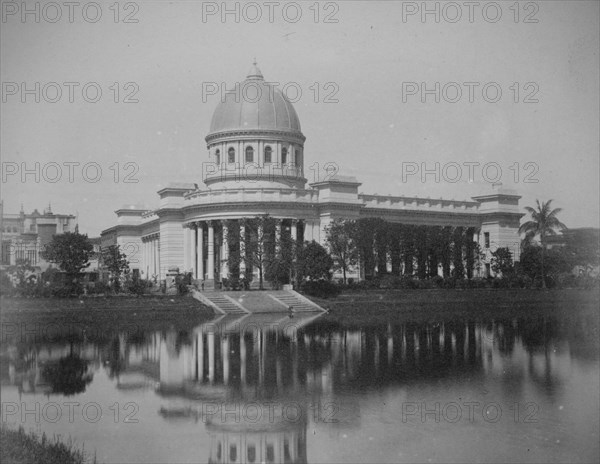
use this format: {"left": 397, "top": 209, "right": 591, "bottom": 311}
{"left": 484, "top": 232, "right": 490, "bottom": 248}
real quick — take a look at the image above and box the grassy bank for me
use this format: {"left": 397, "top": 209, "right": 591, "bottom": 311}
{"left": 310, "top": 287, "right": 599, "bottom": 325}
{"left": 0, "top": 294, "right": 214, "bottom": 339}
{"left": 0, "top": 425, "right": 95, "bottom": 464}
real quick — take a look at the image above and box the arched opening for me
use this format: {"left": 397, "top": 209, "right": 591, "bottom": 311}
{"left": 215, "top": 149, "right": 220, "bottom": 165}
{"left": 228, "top": 147, "right": 235, "bottom": 163}
{"left": 281, "top": 147, "right": 288, "bottom": 164}
{"left": 245, "top": 146, "right": 254, "bottom": 163}
{"left": 264, "top": 146, "right": 272, "bottom": 163}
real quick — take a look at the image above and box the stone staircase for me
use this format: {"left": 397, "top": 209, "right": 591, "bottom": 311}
{"left": 273, "top": 291, "right": 326, "bottom": 313}
{"left": 192, "top": 290, "right": 248, "bottom": 315}
{"left": 192, "top": 289, "right": 325, "bottom": 314}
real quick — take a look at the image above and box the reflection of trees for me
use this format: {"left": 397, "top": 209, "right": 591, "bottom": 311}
{"left": 42, "top": 353, "right": 93, "bottom": 396}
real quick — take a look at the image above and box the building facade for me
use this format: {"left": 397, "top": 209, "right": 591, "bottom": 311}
{"left": 100, "top": 63, "right": 523, "bottom": 286}
{"left": 0, "top": 202, "right": 77, "bottom": 271}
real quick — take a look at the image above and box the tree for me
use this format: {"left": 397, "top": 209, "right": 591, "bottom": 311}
{"left": 325, "top": 219, "right": 357, "bottom": 284}
{"left": 491, "top": 247, "right": 515, "bottom": 277}
{"left": 5, "top": 259, "right": 37, "bottom": 293}
{"left": 241, "top": 215, "right": 277, "bottom": 290}
{"left": 40, "top": 232, "right": 94, "bottom": 294}
{"left": 519, "top": 244, "right": 571, "bottom": 286}
{"left": 101, "top": 245, "right": 129, "bottom": 292}
{"left": 518, "top": 199, "right": 567, "bottom": 288}
{"left": 298, "top": 241, "right": 333, "bottom": 281}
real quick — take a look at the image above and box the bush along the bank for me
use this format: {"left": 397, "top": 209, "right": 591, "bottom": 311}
{"left": 300, "top": 280, "right": 341, "bottom": 298}
{"left": 333, "top": 273, "right": 599, "bottom": 291}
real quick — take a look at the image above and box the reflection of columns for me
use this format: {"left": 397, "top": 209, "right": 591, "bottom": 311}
{"left": 222, "top": 336, "right": 229, "bottom": 385}
{"left": 197, "top": 331, "right": 204, "bottom": 382}
{"left": 240, "top": 335, "right": 246, "bottom": 387}
{"left": 387, "top": 324, "right": 393, "bottom": 365}
{"left": 208, "top": 330, "right": 215, "bottom": 383}
{"left": 222, "top": 222, "right": 229, "bottom": 277}
{"left": 208, "top": 221, "right": 215, "bottom": 280}
{"left": 196, "top": 223, "right": 204, "bottom": 280}
{"left": 258, "top": 331, "right": 264, "bottom": 387}
{"left": 276, "top": 356, "right": 282, "bottom": 391}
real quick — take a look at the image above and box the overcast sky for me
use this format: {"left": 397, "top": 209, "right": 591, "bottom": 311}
{"left": 1, "top": 1, "right": 598, "bottom": 235}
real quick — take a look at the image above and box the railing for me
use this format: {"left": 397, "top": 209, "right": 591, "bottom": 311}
{"left": 359, "top": 194, "right": 481, "bottom": 212}
{"left": 185, "top": 187, "right": 319, "bottom": 205}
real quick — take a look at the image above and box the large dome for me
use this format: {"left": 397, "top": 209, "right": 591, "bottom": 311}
{"left": 207, "top": 63, "right": 302, "bottom": 136}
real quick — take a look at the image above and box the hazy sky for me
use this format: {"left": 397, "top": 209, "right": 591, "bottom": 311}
{"left": 1, "top": 1, "right": 598, "bottom": 235}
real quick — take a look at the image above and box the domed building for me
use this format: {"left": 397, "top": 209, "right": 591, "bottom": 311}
{"left": 101, "top": 63, "right": 522, "bottom": 286}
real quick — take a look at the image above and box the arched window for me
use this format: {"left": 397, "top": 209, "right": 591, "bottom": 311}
{"left": 228, "top": 147, "right": 235, "bottom": 163}
{"left": 264, "top": 146, "right": 272, "bottom": 163}
{"left": 245, "top": 146, "right": 254, "bottom": 163}
{"left": 281, "top": 147, "right": 288, "bottom": 164}
{"left": 215, "top": 149, "right": 220, "bottom": 165}
{"left": 295, "top": 150, "right": 300, "bottom": 166}
{"left": 247, "top": 445, "right": 256, "bottom": 463}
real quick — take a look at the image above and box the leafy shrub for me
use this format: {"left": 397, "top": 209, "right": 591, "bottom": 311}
{"left": 300, "top": 280, "right": 341, "bottom": 299}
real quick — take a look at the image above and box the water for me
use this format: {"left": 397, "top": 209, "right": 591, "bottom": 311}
{"left": 1, "top": 303, "right": 598, "bottom": 463}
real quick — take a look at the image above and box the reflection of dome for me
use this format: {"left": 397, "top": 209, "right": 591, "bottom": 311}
{"left": 208, "top": 63, "right": 302, "bottom": 136}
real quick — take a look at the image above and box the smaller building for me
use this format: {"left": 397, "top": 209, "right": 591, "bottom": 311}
{"left": 0, "top": 202, "right": 77, "bottom": 271}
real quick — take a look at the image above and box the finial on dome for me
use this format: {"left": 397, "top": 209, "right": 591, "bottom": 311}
{"left": 247, "top": 59, "right": 264, "bottom": 80}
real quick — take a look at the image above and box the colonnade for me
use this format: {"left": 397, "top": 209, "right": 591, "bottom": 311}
{"left": 182, "top": 218, "right": 305, "bottom": 283}
{"left": 141, "top": 233, "right": 160, "bottom": 279}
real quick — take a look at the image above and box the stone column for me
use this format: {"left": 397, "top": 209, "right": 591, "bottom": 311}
{"left": 196, "top": 223, "right": 204, "bottom": 281}
{"left": 222, "top": 221, "right": 229, "bottom": 278}
{"left": 207, "top": 221, "right": 215, "bottom": 280}
{"left": 275, "top": 220, "right": 282, "bottom": 253}
{"left": 183, "top": 226, "right": 191, "bottom": 272}
{"left": 291, "top": 219, "right": 297, "bottom": 242}
{"left": 239, "top": 222, "right": 246, "bottom": 276}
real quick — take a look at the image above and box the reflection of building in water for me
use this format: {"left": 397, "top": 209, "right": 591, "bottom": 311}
{"left": 207, "top": 425, "right": 306, "bottom": 464}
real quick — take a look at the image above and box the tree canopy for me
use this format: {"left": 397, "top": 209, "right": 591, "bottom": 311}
{"left": 40, "top": 232, "right": 94, "bottom": 275}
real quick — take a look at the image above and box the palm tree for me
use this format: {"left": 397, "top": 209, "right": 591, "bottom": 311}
{"left": 519, "top": 199, "right": 567, "bottom": 288}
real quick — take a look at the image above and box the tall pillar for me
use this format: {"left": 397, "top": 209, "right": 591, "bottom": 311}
{"left": 239, "top": 222, "right": 246, "bottom": 276}
{"left": 275, "top": 220, "right": 282, "bottom": 253}
{"left": 183, "top": 226, "right": 191, "bottom": 272}
{"left": 196, "top": 223, "right": 204, "bottom": 281}
{"left": 291, "top": 219, "right": 297, "bottom": 242}
{"left": 222, "top": 221, "right": 229, "bottom": 278}
{"left": 207, "top": 221, "right": 215, "bottom": 280}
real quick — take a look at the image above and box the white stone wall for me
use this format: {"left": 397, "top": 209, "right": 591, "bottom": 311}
{"left": 159, "top": 220, "right": 185, "bottom": 279}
